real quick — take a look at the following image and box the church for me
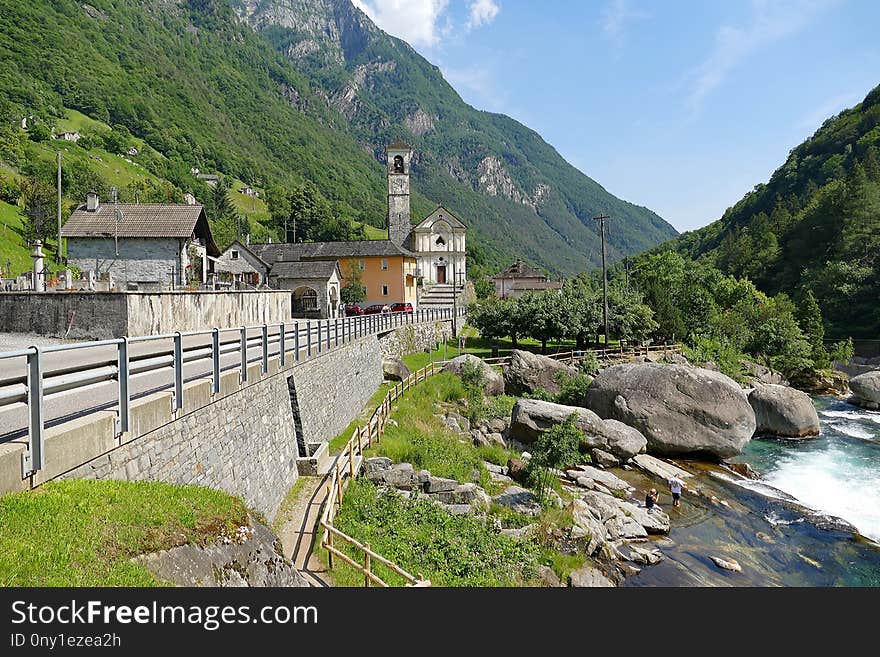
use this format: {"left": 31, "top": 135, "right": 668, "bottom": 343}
{"left": 231, "top": 141, "right": 468, "bottom": 316}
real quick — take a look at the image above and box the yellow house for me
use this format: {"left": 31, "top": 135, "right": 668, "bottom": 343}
{"left": 250, "top": 240, "right": 418, "bottom": 307}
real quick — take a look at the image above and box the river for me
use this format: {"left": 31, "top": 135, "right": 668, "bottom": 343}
{"left": 621, "top": 396, "right": 880, "bottom": 586}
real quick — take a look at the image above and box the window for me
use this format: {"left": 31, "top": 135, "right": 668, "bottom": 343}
{"left": 382, "top": 285, "right": 389, "bottom": 296}
{"left": 231, "top": 250, "right": 239, "bottom": 260}
{"left": 358, "top": 260, "right": 365, "bottom": 271}
{"left": 381, "top": 259, "right": 388, "bottom": 270}
{"left": 435, "top": 236, "right": 445, "bottom": 246}
{"left": 393, "top": 155, "right": 404, "bottom": 173}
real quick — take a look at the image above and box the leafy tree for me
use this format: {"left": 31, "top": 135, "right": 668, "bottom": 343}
{"left": 528, "top": 414, "right": 583, "bottom": 503}
{"left": 340, "top": 261, "right": 366, "bottom": 304}
{"left": 20, "top": 176, "right": 56, "bottom": 244}
{"left": 518, "top": 291, "right": 567, "bottom": 353}
{"left": 28, "top": 123, "right": 50, "bottom": 142}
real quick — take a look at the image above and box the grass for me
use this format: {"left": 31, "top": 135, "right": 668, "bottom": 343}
{"left": 329, "top": 479, "right": 542, "bottom": 587}
{"left": 0, "top": 200, "right": 64, "bottom": 277}
{"left": 0, "top": 479, "right": 248, "bottom": 586}
{"left": 357, "top": 222, "right": 387, "bottom": 240}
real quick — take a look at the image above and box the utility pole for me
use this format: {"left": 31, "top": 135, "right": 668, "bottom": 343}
{"left": 56, "top": 151, "right": 62, "bottom": 264}
{"left": 594, "top": 212, "right": 610, "bottom": 347}
{"left": 624, "top": 255, "right": 629, "bottom": 290}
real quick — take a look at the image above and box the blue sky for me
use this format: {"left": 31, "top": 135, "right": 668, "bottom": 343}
{"left": 351, "top": 0, "right": 880, "bottom": 233}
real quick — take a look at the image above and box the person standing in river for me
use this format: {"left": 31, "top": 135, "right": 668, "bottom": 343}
{"left": 669, "top": 474, "right": 684, "bottom": 508}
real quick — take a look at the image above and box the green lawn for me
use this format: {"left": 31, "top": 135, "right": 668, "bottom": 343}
{"left": 0, "top": 480, "right": 248, "bottom": 586}
{"left": 328, "top": 382, "right": 393, "bottom": 454}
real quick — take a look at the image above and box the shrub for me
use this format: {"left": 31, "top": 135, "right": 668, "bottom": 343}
{"left": 827, "top": 338, "right": 854, "bottom": 365}
{"left": 579, "top": 351, "right": 600, "bottom": 376}
{"left": 528, "top": 414, "right": 584, "bottom": 503}
{"left": 524, "top": 388, "right": 554, "bottom": 402}
{"left": 554, "top": 373, "right": 593, "bottom": 406}
{"left": 0, "top": 177, "right": 20, "bottom": 204}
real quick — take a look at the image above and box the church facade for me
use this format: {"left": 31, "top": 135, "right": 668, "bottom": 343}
{"left": 385, "top": 141, "right": 467, "bottom": 287}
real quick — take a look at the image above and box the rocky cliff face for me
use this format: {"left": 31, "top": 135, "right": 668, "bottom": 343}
{"left": 233, "top": 0, "right": 678, "bottom": 275}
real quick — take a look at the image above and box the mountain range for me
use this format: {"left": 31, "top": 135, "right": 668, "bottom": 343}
{"left": 0, "top": 0, "right": 677, "bottom": 278}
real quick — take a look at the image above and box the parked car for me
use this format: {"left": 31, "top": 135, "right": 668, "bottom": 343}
{"left": 363, "top": 303, "right": 389, "bottom": 314}
{"left": 343, "top": 303, "right": 364, "bottom": 316}
{"left": 390, "top": 302, "right": 413, "bottom": 313}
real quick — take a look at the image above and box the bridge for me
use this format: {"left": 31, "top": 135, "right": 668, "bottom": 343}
{"left": 0, "top": 308, "right": 463, "bottom": 520}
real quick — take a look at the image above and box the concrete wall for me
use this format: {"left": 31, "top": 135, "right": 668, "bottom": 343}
{"left": 67, "top": 237, "right": 183, "bottom": 286}
{"left": 126, "top": 290, "right": 291, "bottom": 335}
{"left": 0, "top": 290, "right": 292, "bottom": 340}
{"left": 0, "top": 292, "right": 128, "bottom": 340}
{"left": 288, "top": 335, "right": 384, "bottom": 450}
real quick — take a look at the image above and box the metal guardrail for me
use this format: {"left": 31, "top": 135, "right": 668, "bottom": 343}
{"left": 0, "top": 307, "right": 466, "bottom": 477}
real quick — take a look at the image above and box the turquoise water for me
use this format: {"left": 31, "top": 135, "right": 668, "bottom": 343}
{"left": 738, "top": 396, "right": 880, "bottom": 543}
{"left": 623, "top": 396, "right": 880, "bottom": 586}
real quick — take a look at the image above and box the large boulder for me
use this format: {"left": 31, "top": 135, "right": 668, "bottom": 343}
{"left": 742, "top": 360, "right": 789, "bottom": 386}
{"left": 850, "top": 371, "right": 880, "bottom": 408}
{"left": 503, "top": 349, "right": 578, "bottom": 396}
{"left": 442, "top": 354, "right": 504, "bottom": 395}
{"left": 568, "top": 565, "right": 615, "bottom": 587}
{"left": 382, "top": 356, "right": 411, "bottom": 381}
{"left": 584, "top": 363, "right": 756, "bottom": 459}
{"left": 509, "top": 398, "right": 646, "bottom": 460}
{"left": 748, "top": 384, "right": 819, "bottom": 438}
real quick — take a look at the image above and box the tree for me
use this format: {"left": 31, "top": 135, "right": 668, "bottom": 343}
{"left": 561, "top": 275, "right": 601, "bottom": 348}
{"left": 528, "top": 414, "right": 583, "bottom": 503}
{"left": 20, "top": 176, "right": 56, "bottom": 244}
{"left": 341, "top": 261, "right": 366, "bottom": 304}
{"left": 796, "top": 289, "right": 828, "bottom": 367}
{"left": 517, "top": 291, "right": 566, "bottom": 353}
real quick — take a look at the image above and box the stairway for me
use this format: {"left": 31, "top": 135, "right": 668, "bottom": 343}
{"left": 418, "top": 283, "right": 465, "bottom": 309}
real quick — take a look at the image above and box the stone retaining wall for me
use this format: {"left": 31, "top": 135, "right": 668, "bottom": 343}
{"left": 378, "top": 320, "right": 453, "bottom": 358}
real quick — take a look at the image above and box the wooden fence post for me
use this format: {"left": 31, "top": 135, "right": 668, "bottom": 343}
{"left": 336, "top": 462, "right": 343, "bottom": 506}
{"left": 364, "top": 542, "right": 371, "bottom": 588}
{"left": 348, "top": 441, "right": 354, "bottom": 478}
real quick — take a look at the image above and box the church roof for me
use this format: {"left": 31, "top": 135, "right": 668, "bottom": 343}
{"left": 490, "top": 260, "right": 548, "bottom": 280}
{"left": 386, "top": 139, "right": 412, "bottom": 151}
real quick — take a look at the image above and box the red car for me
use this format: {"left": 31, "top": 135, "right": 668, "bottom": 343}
{"left": 344, "top": 303, "right": 364, "bottom": 316}
{"left": 363, "top": 303, "right": 389, "bottom": 314}
{"left": 390, "top": 302, "right": 413, "bottom": 313}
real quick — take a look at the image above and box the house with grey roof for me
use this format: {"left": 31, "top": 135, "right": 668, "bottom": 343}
{"left": 489, "top": 260, "right": 562, "bottom": 299}
{"left": 269, "top": 260, "right": 342, "bottom": 318}
{"left": 62, "top": 192, "right": 220, "bottom": 289}
{"left": 213, "top": 240, "right": 269, "bottom": 288}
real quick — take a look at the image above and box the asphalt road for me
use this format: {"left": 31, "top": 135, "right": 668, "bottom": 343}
{"left": 0, "top": 319, "right": 372, "bottom": 442}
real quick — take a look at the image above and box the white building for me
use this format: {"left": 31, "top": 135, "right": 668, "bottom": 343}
{"left": 409, "top": 206, "right": 467, "bottom": 285}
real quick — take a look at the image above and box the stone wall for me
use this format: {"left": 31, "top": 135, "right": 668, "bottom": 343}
{"left": 67, "top": 236, "right": 183, "bottom": 286}
{"left": 288, "top": 335, "right": 384, "bottom": 449}
{"left": 378, "top": 320, "right": 453, "bottom": 358}
{"left": 61, "top": 371, "right": 299, "bottom": 522}
{"left": 0, "top": 290, "right": 292, "bottom": 340}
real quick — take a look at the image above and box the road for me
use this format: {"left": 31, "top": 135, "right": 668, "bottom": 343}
{"left": 0, "top": 318, "right": 383, "bottom": 442}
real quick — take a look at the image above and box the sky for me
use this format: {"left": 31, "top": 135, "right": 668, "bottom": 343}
{"left": 350, "top": 0, "right": 880, "bottom": 233}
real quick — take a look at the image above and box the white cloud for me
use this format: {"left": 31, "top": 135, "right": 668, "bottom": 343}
{"left": 351, "top": 0, "right": 449, "bottom": 48}
{"left": 466, "top": 0, "right": 500, "bottom": 30}
{"left": 602, "top": 0, "right": 650, "bottom": 42}
{"left": 685, "top": 0, "right": 838, "bottom": 112}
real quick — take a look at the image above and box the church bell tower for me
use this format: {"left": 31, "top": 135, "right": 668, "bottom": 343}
{"left": 386, "top": 141, "right": 412, "bottom": 246}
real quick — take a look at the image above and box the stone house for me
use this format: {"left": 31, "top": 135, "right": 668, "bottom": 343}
{"left": 489, "top": 260, "right": 562, "bottom": 299}
{"left": 213, "top": 240, "right": 269, "bottom": 288}
{"left": 62, "top": 192, "right": 220, "bottom": 289}
{"left": 56, "top": 131, "right": 80, "bottom": 143}
{"left": 268, "top": 260, "right": 342, "bottom": 319}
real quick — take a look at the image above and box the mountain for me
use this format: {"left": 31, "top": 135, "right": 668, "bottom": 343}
{"left": 0, "top": 0, "right": 676, "bottom": 277}
{"left": 667, "top": 84, "right": 880, "bottom": 338}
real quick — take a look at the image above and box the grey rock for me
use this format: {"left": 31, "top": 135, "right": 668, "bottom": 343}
{"left": 501, "top": 524, "right": 536, "bottom": 540}
{"left": 590, "top": 448, "right": 620, "bottom": 468}
{"left": 445, "top": 416, "right": 462, "bottom": 433}
{"left": 538, "top": 565, "right": 564, "bottom": 587}
{"left": 382, "top": 356, "right": 411, "bottom": 381}
{"left": 631, "top": 454, "right": 693, "bottom": 483}
{"left": 509, "top": 398, "right": 646, "bottom": 459}
{"left": 628, "top": 546, "right": 664, "bottom": 565}
{"left": 487, "top": 432, "right": 507, "bottom": 447}
{"left": 425, "top": 476, "right": 460, "bottom": 493}
{"left": 489, "top": 418, "right": 507, "bottom": 433}
{"left": 442, "top": 354, "right": 505, "bottom": 396}
{"left": 503, "top": 349, "right": 578, "bottom": 396}
{"left": 710, "top": 556, "right": 743, "bottom": 572}
{"left": 850, "top": 371, "right": 880, "bottom": 404}
{"left": 363, "top": 456, "right": 393, "bottom": 479}
{"left": 483, "top": 461, "right": 507, "bottom": 475}
{"left": 605, "top": 515, "right": 648, "bottom": 540}
{"left": 568, "top": 566, "right": 615, "bottom": 587}
{"left": 441, "top": 504, "right": 474, "bottom": 516}
{"left": 446, "top": 412, "right": 471, "bottom": 433}
{"left": 748, "top": 384, "right": 820, "bottom": 438}
{"left": 615, "top": 501, "right": 670, "bottom": 534}
{"left": 742, "top": 360, "right": 789, "bottom": 386}
{"left": 133, "top": 517, "right": 308, "bottom": 587}
{"left": 571, "top": 465, "right": 633, "bottom": 492}
{"left": 585, "top": 363, "right": 756, "bottom": 459}
{"left": 492, "top": 485, "right": 542, "bottom": 515}
{"left": 436, "top": 483, "right": 490, "bottom": 511}
{"left": 471, "top": 429, "right": 490, "bottom": 447}
{"left": 489, "top": 471, "right": 514, "bottom": 485}
{"left": 383, "top": 463, "right": 418, "bottom": 489}
{"left": 571, "top": 499, "right": 609, "bottom": 555}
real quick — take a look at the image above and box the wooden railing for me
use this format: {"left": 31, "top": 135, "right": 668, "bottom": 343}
{"left": 320, "top": 362, "right": 438, "bottom": 588}
{"left": 319, "top": 342, "right": 683, "bottom": 587}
